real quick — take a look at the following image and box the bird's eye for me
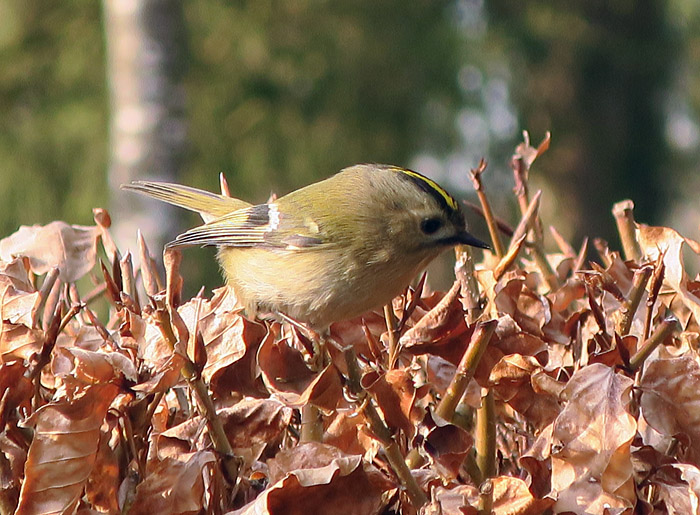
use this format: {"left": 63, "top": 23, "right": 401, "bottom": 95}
{"left": 420, "top": 217, "right": 443, "bottom": 235}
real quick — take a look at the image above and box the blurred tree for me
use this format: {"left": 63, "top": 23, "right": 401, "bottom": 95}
{"left": 486, "top": 0, "right": 679, "bottom": 245}
{"left": 103, "top": 0, "right": 188, "bottom": 252}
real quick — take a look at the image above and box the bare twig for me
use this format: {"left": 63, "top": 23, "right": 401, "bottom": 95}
{"left": 455, "top": 245, "right": 482, "bottom": 324}
{"left": 475, "top": 391, "right": 496, "bottom": 481}
{"left": 384, "top": 304, "right": 400, "bottom": 370}
{"left": 615, "top": 265, "right": 653, "bottom": 336}
{"left": 643, "top": 254, "right": 665, "bottom": 341}
{"left": 469, "top": 159, "right": 504, "bottom": 258}
{"left": 435, "top": 320, "right": 497, "bottom": 421}
{"left": 342, "top": 345, "right": 428, "bottom": 509}
{"left": 612, "top": 200, "right": 642, "bottom": 262}
{"left": 629, "top": 317, "right": 679, "bottom": 372}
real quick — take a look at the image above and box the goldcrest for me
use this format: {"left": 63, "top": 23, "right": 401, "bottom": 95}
{"left": 124, "top": 164, "right": 489, "bottom": 329}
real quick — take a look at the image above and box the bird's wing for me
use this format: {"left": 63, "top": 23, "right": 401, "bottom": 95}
{"left": 168, "top": 203, "right": 327, "bottom": 250}
{"left": 121, "top": 181, "right": 251, "bottom": 222}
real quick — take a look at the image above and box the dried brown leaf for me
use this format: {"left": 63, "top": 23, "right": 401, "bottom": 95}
{"left": 0, "top": 222, "right": 100, "bottom": 282}
{"left": 362, "top": 368, "right": 424, "bottom": 438}
{"left": 424, "top": 484, "right": 479, "bottom": 515}
{"left": 648, "top": 463, "right": 700, "bottom": 514}
{"left": 52, "top": 345, "right": 137, "bottom": 384}
{"left": 0, "top": 322, "right": 43, "bottom": 363}
{"left": 428, "top": 477, "right": 553, "bottom": 515}
{"left": 85, "top": 423, "right": 120, "bottom": 513}
{"left": 475, "top": 315, "right": 547, "bottom": 386}
{"left": 177, "top": 288, "right": 267, "bottom": 395}
{"left": 258, "top": 335, "right": 342, "bottom": 410}
{"left": 490, "top": 476, "right": 555, "bottom": 515}
{"left": 640, "top": 352, "right": 700, "bottom": 465}
{"left": 0, "top": 284, "right": 39, "bottom": 329}
{"left": 489, "top": 354, "right": 561, "bottom": 430}
{"left": 130, "top": 451, "right": 215, "bottom": 515}
{"left": 399, "top": 280, "right": 466, "bottom": 349}
{"left": 16, "top": 383, "right": 120, "bottom": 515}
{"left": 323, "top": 409, "right": 375, "bottom": 457}
{"left": 494, "top": 275, "right": 549, "bottom": 337}
{"left": 159, "top": 398, "right": 292, "bottom": 467}
{"left": 234, "top": 443, "right": 392, "bottom": 515}
{"left": 551, "top": 363, "right": 636, "bottom": 513}
{"left": 423, "top": 422, "right": 473, "bottom": 480}
{"left": 637, "top": 224, "right": 700, "bottom": 328}
{"left": 0, "top": 362, "right": 32, "bottom": 429}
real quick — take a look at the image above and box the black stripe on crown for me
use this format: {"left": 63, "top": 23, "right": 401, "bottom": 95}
{"left": 384, "top": 166, "right": 459, "bottom": 214}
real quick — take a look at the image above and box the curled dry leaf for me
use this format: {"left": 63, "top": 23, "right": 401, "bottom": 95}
{"left": 52, "top": 345, "right": 137, "bottom": 384}
{"left": 637, "top": 224, "right": 700, "bottom": 328}
{"left": 423, "top": 422, "right": 474, "bottom": 480}
{"left": 551, "top": 363, "right": 637, "bottom": 513}
{"left": 158, "top": 397, "right": 293, "bottom": 468}
{"left": 85, "top": 419, "right": 121, "bottom": 513}
{"left": 233, "top": 443, "right": 393, "bottom": 515}
{"left": 494, "top": 275, "right": 550, "bottom": 337}
{"left": 399, "top": 280, "right": 466, "bottom": 351}
{"left": 177, "top": 288, "right": 267, "bottom": 395}
{"left": 647, "top": 463, "right": 700, "bottom": 514}
{"left": 15, "top": 383, "right": 120, "bottom": 515}
{"left": 0, "top": 362, "right": 32, "bottom": 426}
{"left": 489, "top": 353, "right": 561, "bottom": 430}
{"left": 0, "top": 222, "right": 100, "bottom": 283}
{"left": 323, "top": 408, "right": 377, "bottom": 458}
{"left": 640, "top": 351, "right": 700, "bottom": 466}
{"left": 362, "top": 368, "right": 425, "bottom": 438}
{"left": 0, "top": 323, "right": 43, "bottom": 363}
{"left": 0, "top": 280, "right": 39, "bottom": 328}
{"left": 475, "top": 315, "right": 547, "bottom": 385}
{"left": 121, "top": 310, "right": 186, "bottom": 393}
{"left": 257, "top": 334, "right": 342, "bottom": 410}
{"left": 130, "top": 451, "right": 216, "bottom": 515}
{"left": 428, "top": 476, "right": 553, "bottom": 515}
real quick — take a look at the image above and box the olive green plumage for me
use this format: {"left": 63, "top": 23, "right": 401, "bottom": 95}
{"left": 123, "top": 164, "right": 488, "bottom": 329}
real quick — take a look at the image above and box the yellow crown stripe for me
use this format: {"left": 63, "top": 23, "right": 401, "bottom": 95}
{"left": 392, "top": 167, "right": 459, "bottom": 211}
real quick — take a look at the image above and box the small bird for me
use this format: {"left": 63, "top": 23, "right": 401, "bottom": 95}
{"left": 123, "top": 164, "right": 489, "bottom": 329}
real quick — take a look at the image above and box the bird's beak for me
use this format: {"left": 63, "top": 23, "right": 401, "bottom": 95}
{"left": 456, "top": 231, "right": 491, "bottom": 250}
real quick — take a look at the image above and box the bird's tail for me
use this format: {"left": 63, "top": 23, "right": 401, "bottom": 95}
{"left": 122, "top": 181, "right": 251, "bottom": 222}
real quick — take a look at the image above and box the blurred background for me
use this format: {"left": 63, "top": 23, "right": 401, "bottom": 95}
{"left": 1, "top": 0, "right": 699, "bottom": 291}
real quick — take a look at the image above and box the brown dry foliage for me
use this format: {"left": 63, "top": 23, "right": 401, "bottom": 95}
{"left": 1, "top": 141, "right": 700, "bottom": 514}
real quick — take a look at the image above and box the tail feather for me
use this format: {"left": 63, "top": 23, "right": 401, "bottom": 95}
{"left": 122, "top": 181, "right": 250, "bottom": 222}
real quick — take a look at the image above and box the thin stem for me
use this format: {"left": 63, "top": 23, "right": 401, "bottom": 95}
{"left": 342, "top": 346, "right": 427, "bottom": 509}
{"left": 153, "top": 307, "right": 241, "bottom": 484}
{"left": 384, "top": 304, "right": 400, "bottom": 369}
{"left": 469, "top": 159, "right": 504, "bottom": 258}
{"left": 613, "top": 200, "right": 642, "bottom": 262}
{"left": 300, "top": 404, "right": 323, "bottom": 442}
{"left": 475, "top": 391, "right": 496, "bottom": 480}
{"left": 435, "top": 320, "right": 497, "bottom": 421}
{"left": 629, "top": 317, "right": 678, "bottom": 372}
{"left": 615, "top": 266, "right": 652, "bottom": 336}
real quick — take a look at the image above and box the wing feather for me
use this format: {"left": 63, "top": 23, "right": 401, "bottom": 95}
{"left": 168, "top": 203, "right": 330, "bottom": 250}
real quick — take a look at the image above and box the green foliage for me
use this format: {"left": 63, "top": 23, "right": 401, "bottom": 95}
{"left": 485, "top": 0, "right": 680, "bottom": 242}
{"left": 0, "top": 1, "right": 108, "bottom": 235}
{"left": 183, "top": 0, "right": 465, "bottom": 199}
